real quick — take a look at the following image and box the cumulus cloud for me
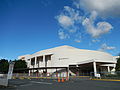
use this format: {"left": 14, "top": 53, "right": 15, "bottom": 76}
{"left": 82, "top": 11, "right": 113, "bottom": 38}
{"left": 56, "top": 6, "right": 83, "bottom": 41}
{"left": 64, "top": 6, "right": 82, "bottom": 22}
{"left": 74, "top": 0, "right": 120, "bottom": 17}
{"left": 98, "top": 43, "right": 116, "bottom": 52}
{"left": 56, "top": 6, "right": 82, "bottom": 32}
{"left": 56, "top": 2, "right": 115, "bottom": 42}
{"left": 58, "top": 29, "right": 70, "bottom": 40}
{"left": 57, "top": 15, "right": 73, "bottom": 28}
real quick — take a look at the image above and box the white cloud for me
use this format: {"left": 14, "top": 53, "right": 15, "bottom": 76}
{"left": 92, "top": 39, "right": 100, "bottom": 43}
{"left": 74, "top": 39, "right": 81, "bottom": 43}
{"left": 57, "top": 15, "right": 73, "bottom": 28}
{"left": 0, "top": 56, "right": 7, "bottom": 59}
{"left": 74, "top": 33, "right": 82, "bottom": 43}
{"left": 98, "top": 43, "right": 116, "bottom": 52}
{"left": 74, "top": 0, "right": 120, "bottom": 17}
{"left": 69, "top": 29, "right": 77, "bottom": 33}
{"left": 0, "top": 56, "right": 3, "bottom": 59}
{"left": 82, "top": 11, "right": 113, "bottom": 38}
{"left": 58, "top": 29, "right": 70, "bottom": 40}
{"left": 64, "top": 6, "right": 82, "bottom": 22}
{"left": 56, "top": 4, "right": 114, "bottom": 42}
{"left": 56, "top": 6, "right": 82, "bottom": 32}
{"left": 56, "top": 6, "right": 83, "bottom": 40}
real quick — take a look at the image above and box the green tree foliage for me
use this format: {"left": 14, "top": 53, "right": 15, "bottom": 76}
{"left": 0, "top": 59, "right": 9, "bottom": 73}
{"left": 0, "top": 59, "right": 27, "bottom": 73}
{"left": 13, "top": 59, "right": 27, "bottom": 73}
{"left": 115, "top": 56, "right": 120, "bottom": 71}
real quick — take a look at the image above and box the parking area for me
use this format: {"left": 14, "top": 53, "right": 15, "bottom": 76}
{"left": 0, "top": 78, "right": 120, "bottom": 90}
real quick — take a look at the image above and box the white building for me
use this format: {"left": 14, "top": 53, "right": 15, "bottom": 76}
{"left": 18, "top": 45, "right": 117, "bottom": 76}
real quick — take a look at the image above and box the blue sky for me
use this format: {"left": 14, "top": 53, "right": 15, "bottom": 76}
{"left": 0, "top": 0, "right": 120, "bottom": 60}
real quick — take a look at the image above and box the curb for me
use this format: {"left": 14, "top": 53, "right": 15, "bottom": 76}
{"left": 91, "top": 78, "right": 120, "bottom": 81}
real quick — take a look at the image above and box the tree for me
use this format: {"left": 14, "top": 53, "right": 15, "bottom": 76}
{"left": 0, "top": 59, "right": 9, "bottom": 73}
{"left": 13, "top": 59, "right": 27, "bottom": 73}
{"left": 0, "top": 59, "right": 27, "bottom": 73}
{"left": 115, "top": 56, "right": 120, "bottom": 71}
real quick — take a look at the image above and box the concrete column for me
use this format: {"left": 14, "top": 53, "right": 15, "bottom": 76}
{"left": 29, "top": 58, "right": 31, "bottom": 76}
{"left": 43, "top": 55, "right": 45, "bottom": 67}
{"left": 29, "top": 58, "right": 31, "bottom": 68}
{"left": 67, "top": 67, "right": 70, "bottom": 80}
{"left": 56, "top": 69, "right": 58, "bottom": 78}
{"left": 107, "top": 66, "right": 110, "bottom": 72}
{"left": 29, "top": 70, "right": 30, "bottom": 76}
{"left": 35, "top": 57, "right": 37, "bottom": 68}
{"left": 93, "top": 61, "right": 97, "bottom": 76}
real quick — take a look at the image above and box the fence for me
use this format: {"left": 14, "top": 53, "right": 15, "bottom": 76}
{"left": 12, "top": 71, "right": 91, "bottom": 81}
{"left": 0, "top": 62, "right": 14, "bottom": 86}
{"left": 90, "top": 71, "right": 120, "bottom": 80}
{"left": 12, "top": 72, "right": 68, "bottom": 79}
{"left": 0, "top": 74, "right": 8, "bottom": 87}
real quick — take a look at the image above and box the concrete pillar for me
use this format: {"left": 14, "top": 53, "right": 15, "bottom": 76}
{"left": 56, "top": 69, "right": 58, "bottom": 78}
{"left": 29, "top": 58, "right": 31, "bottom": 76}
{"left": 43, "top": 55, "right": 45, "bottom": 67}
{"left": 67, "top": 67, "right": 70, "bottom": 80}
{"left": 29, "top": 58, "right": 31, "bottom": 68}
{"left": 35, "top": 57, "right": 37, "bottom": 68}
{"left": 93, "top": 61, "right": 97, "bottom": 76}
{"left": 43, "top": 55, "right": 47, "bottom": 75}
{"left": 32, "top": 65, "right": 35, "bottom": 74}
{"left": 107, "top": 66, "right": 110, "bottom": 72}
{"left": 29, "top": 70, "right": 30, "bottom": 76}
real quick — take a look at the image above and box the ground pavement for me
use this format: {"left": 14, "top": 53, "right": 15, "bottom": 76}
{"left": 0, "top": 78, "right": 120, "bottom": 90}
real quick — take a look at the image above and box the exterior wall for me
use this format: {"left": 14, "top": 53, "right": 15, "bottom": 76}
{"left": 18, "top": 45, "right": 116, "bottom": 73}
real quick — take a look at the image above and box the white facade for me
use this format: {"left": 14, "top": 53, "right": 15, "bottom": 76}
{"left": 18, "top": 45, "right": 116, "bottom": 75}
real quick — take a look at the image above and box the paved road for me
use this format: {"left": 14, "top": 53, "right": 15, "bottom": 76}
{"left": 0, "top": 79, "right": 120, "bottom": 90}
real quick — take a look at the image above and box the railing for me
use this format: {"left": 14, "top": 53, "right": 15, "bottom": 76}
{"left": 0, "top": 74, "right": 7, "bottom": 79}
{"left": 90, "top": 71, "right": 120, "bottom": 80}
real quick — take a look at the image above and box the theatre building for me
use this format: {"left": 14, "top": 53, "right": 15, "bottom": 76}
{"left": 18, "top": 45, "right": 116, "bottom": 77}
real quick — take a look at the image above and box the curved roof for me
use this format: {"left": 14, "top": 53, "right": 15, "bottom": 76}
{"left": 33, "top": 45, "right": 112, "bottom": 56}
{"left": 32, "top": 45, "right": 114, "bottom": 63}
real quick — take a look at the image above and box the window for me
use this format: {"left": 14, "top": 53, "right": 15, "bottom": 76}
{"left": 31, "top": 58, "right": 35, "bottom": 65}
{"left": 45, "top": 55, "right": 51, "bottom": 61}
{"left": 37, "top": 56, "right": 43, "bottom": 62}
{"left": 27, "top": 59, "right": 30, "bottom": 61}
